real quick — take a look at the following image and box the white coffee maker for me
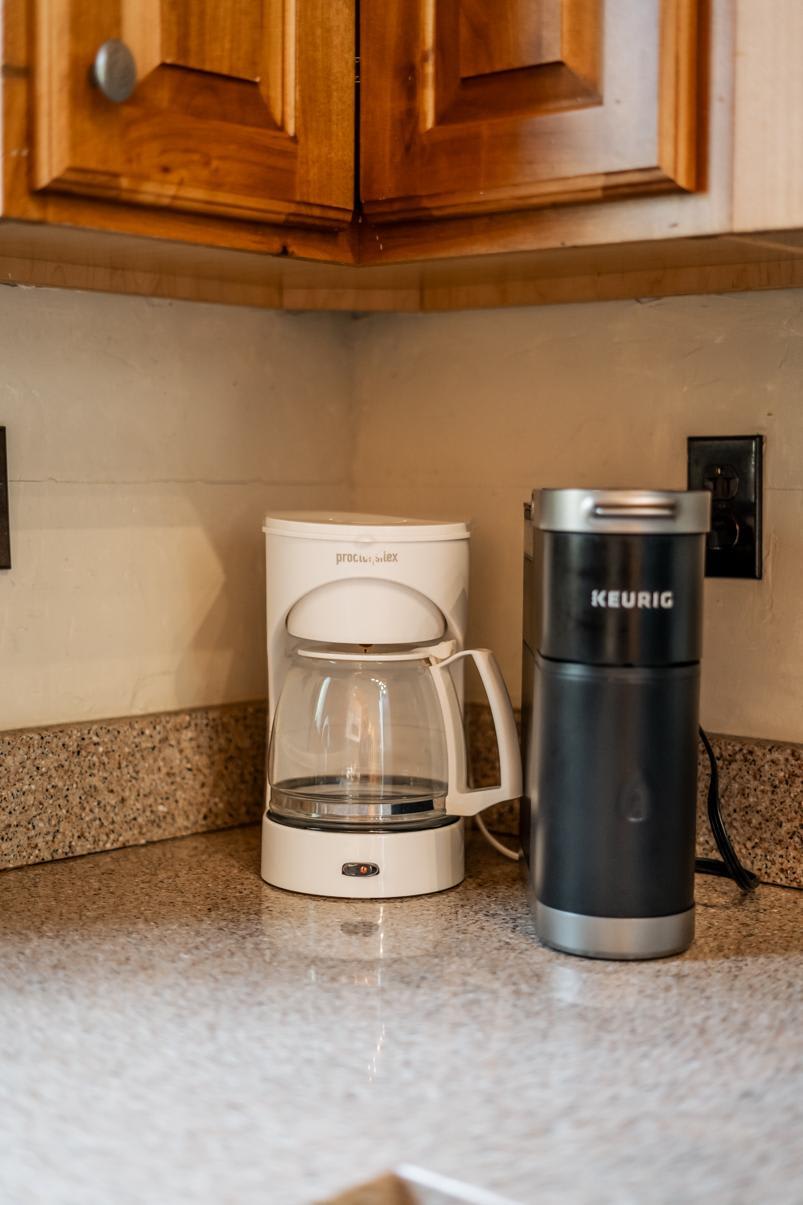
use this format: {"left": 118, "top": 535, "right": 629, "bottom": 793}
{"left": 261, "top": 512, "right": 521, "bottom": 898}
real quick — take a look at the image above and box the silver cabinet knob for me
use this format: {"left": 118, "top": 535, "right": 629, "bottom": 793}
{"left": 91, "top": 39, "right": 137, "bottom": 103}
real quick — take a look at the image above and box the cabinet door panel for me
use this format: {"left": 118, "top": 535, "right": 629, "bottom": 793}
{"left": 34, "top": 0, "right": 354, "bottom": 227}
{"left": 361, "top": 0, "right": 701, "bottom": 222}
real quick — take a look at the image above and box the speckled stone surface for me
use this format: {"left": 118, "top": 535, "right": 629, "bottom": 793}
{"left": 469, "top": 706, "right": 803, "bottom": 890}
{"left": 0, "top": 826, "right": 800, "bottom": 1205}
{"left": 694, "top": 735, "right": 803, "bottom": 889}
{"left": 0, "top": 703, "right": 266, "bottom": 870}
{"left": 2, "top": 700, "right": 800, "bottom": 890}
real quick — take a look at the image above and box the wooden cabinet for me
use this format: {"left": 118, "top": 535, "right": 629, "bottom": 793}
{"left": 32, "top": 0, "right": 355, "bottom": 228}
{"left": 360, "top": 0, "right": 701, "bottom": 222}
{"left": 4, "top": 0, "right": 803, "bottom": 312}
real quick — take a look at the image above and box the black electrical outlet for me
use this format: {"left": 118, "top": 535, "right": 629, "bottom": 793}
{"left": 687, "top": 435, "right": 762, "bottom": 579}
{"left": 0, "top": 428, "right": 9, "bottom": 570}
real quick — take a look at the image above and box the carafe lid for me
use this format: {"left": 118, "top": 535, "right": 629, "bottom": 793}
{"left": 297, "top": 640, "right": 456, "bottom": 663}
{"left": 530, "top": 489, "right": 711, "bottom": 535}
{"left": 263, "top": 512, "right": 470, "bottom": 542}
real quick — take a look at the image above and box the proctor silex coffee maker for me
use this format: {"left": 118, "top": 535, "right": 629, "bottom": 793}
{"left": 521, "top": 489, "right": 712, "bottom": 960}
{"left": 261, "top": 513, "right": 521, "bottom": 899}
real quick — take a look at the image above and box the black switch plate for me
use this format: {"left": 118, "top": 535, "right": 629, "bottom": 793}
{"left": 0, "top": 428, "right": 9, "bottom": 570}
{"left": 687, "top": 435, "right": 762, "bottom": 579}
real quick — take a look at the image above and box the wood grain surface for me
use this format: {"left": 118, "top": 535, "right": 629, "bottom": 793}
{"left": 2, "top": 0, "right": 803, "bottom": 311}
{"left": 360, "top": 0, "right": 701, "bottom": 222}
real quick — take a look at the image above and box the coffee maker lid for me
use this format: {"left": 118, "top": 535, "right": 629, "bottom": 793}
{"left": 296, "top": 638, "right": 456, "bottom": 663}
{"left": 263, "top": 511, "right": 470, "bottom": 542}
{"left": 531, "top": 489, "right": 711, "bottom": 535}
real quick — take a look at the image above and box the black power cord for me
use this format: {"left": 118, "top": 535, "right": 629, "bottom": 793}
{"left": 695, "top": 726, "right": 759, "bottom": 892}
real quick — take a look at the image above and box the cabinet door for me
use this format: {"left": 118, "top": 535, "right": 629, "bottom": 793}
{"left": 34, "top": 0, "right": 355, "bottom": 227}
{"left": 361, "top": 0, "right": 701, "bottom": 222}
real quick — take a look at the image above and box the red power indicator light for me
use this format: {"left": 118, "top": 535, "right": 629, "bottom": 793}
{"left": 342, "top": 861, "right": 380, "bottom": 878}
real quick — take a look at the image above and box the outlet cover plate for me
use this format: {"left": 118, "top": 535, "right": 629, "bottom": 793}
{"left": 0, "top": 428, "right": 9, "bottom": 570}
{"left": 687, "top": 435, "right": 762, "bottom": 579}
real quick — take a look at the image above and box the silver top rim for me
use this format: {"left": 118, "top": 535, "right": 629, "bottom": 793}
{"left": 530, "top": 489, "right": 711, "bottom": 535}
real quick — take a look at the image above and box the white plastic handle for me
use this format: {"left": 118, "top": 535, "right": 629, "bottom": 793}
{"left": 429, "top": 649, "right": 522, "bottom": 817}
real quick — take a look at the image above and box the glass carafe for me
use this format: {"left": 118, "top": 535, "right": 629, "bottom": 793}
{"left": 269, "top": 643, "right": 521, "bottom": 831}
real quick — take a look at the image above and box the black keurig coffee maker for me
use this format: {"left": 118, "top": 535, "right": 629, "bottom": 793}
{"left": 521, "top": 488, "right": 711, "bottom": 960}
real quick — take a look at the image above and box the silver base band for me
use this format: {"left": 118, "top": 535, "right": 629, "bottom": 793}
{"left": 534, "top": 899, "right": 694, "bottom": 961}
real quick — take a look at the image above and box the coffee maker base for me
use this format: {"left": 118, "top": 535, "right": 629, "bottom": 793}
{"left": 261, "top": 813, "right": 465, "bottom": 898}
{"left": 534, "top": 899, "right": 695, "bottom": 960}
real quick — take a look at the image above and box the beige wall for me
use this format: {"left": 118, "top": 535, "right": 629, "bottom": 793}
{"left": 0, "top": 289, "right": 353, "bottom": 730}
{"left": 352, "top": 293, "right": 803, "bottom": 744}
{"left": 3, "top": 286, "right": 801, "bottom": 744}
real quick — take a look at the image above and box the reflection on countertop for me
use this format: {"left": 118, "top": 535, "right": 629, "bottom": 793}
{"left": 0, "top": 826, "right": 801, "bottom": 1205}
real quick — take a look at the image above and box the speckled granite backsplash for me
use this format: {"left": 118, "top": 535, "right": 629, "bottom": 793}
{"left": 1, "top": 701, "right": 801, "bottom": 887}
{"left": 0, "top": 703, "right": 267, "bottom": 871}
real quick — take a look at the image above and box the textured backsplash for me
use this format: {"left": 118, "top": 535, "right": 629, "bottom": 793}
{"left": 0, "top": 703, "right": 266, "bottom": 870}
{"left": 1, "top": 701, "right": 800, "bottom": 889}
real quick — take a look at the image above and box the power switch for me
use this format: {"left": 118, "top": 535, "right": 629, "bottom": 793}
{"left": 687, "top": 435, "right": 763, "bottom": 579}
{"left": 342, "top": 862, "right": 380, "bottom": 878}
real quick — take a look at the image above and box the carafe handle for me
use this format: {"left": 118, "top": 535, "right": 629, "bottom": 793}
{"left": 429, "top": 649, "right": 522, "bottom": 817}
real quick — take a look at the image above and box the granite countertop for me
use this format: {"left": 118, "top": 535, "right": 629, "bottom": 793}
{"left": 1, "top": 828, "right": 801, "bottom": 1205}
